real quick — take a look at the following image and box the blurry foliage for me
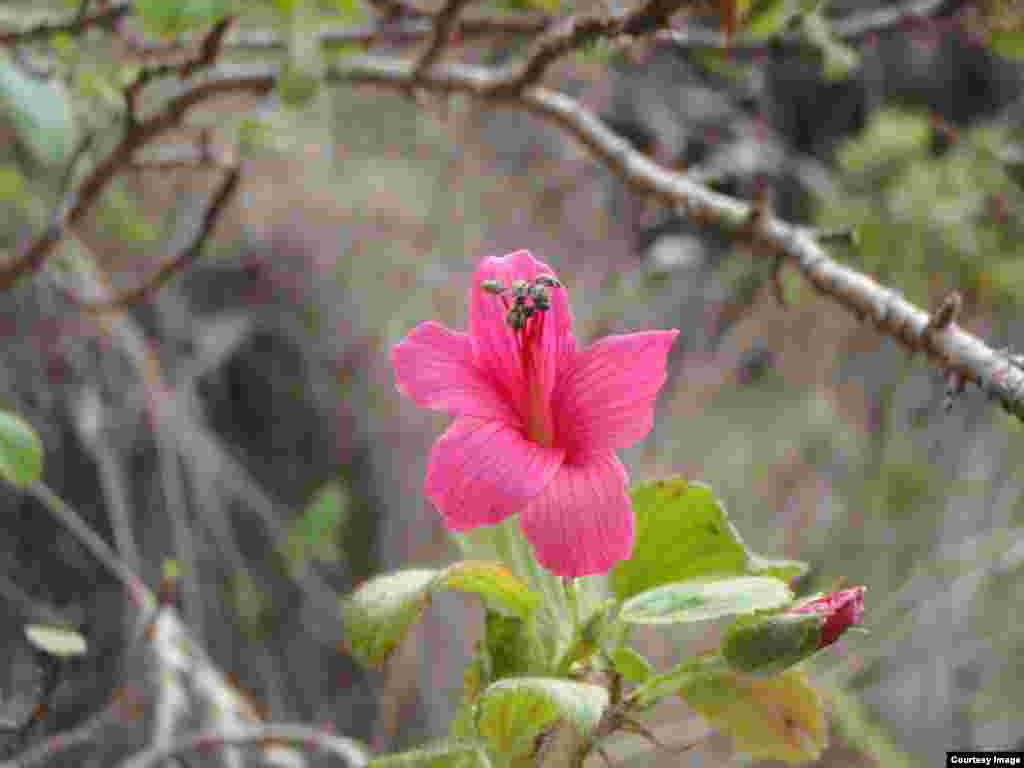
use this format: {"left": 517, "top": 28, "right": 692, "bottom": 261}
{"left": 823, "top": 108, "right": 1024, "bottom": 311}
{"left": 284, "top": 480, "right": 348, "bottom": 570}
{"left": 0, "top": 53, "right": 76, "bottom": 167}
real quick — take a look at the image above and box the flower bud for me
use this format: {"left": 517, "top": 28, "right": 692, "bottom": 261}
{"left": 722, "top": 586, "right": 865, "bottom": 676}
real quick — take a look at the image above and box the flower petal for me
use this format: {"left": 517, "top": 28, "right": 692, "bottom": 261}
{"left": 553, "top": 329, "right": 679, "bottom": 454}
{"left": 426, "top": 417, "right": 564, "bottom": 531}
{"left": 469, "top": 250, "right": 576, "bottom": 420}
{"left": 393, "top": 321, "right": 520, "bottom": 424}
{"left": 519, "top": 451, "right": 634, "bottom": 577}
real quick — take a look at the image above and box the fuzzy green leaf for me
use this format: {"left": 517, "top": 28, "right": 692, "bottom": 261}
{"left": 477, "top": 678, "right": 608, "bottom": 759}
{"left": 619, "top": 576, "right": 793, "bottom": 625}
{"left": 612, "top": 478, "right": 807, "bottom": 600}
{"left": 680, "top": 664, "right": 827, "bottom": 764}
{"left": 610, "top": 646, "right": 653, "bottom": 683}
{"left": 342, "top": 563, "right": 540, "bottom": 668}
{"left": 0, "top": 411, "right": 43, "bottom": 488}
{"left": 0, "top": 57, "right": 75, "bottom": 166}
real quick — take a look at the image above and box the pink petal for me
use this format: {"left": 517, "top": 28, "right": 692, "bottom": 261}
{"left": 393, "top": 321, "right": 520, "bottom": 424}
{"left": 519, "top": 450, "right": 634, "bottom": 577}
{"left": 469, "top": 250, "right": 576, "bottom": 420}
{"left": 553, "top": 330, "right": 679, "bottom": 455}
{"left": 426, "top": 417, "right": 564, "bottom": 531}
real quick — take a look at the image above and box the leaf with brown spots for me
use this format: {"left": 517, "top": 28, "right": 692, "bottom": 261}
{"left": 679, "top": 658, "right": 827, "bottom": 764}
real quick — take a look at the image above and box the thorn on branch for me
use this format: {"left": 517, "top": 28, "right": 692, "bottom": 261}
{"left": 943, "top": 368, "right": 967, "bottom": 412}
{"left": 815, "top": 227, "right": 859, "bottom": 247}
{"left": 926, "top": 290, "right": 963, "bottom": 333}
{"left": 772, "top": 254, "right": 788, "bottom": 308}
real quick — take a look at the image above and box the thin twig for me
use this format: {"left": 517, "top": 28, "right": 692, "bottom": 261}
{"left": 0, "top": 1, "right": 131, "bottom": 46}
{"left": 0, "top": 71, "right": 273, "bottom": 291}
{"left": 411, "top": 0, "right": 474, "bottom": 82}
{"left": 27, "top": 482, "right": 153, "bottom": 611}
{"left": 114, "top": 723, "right": 369, "bottom": 768}
{"left": 66, "top": 165, "right": 240, "bottom": 313}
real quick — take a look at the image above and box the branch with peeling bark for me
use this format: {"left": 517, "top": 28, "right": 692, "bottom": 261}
{"left": 1, "top": 0, "right": 1018, "bottom": 426}
{"left": 322, "top": 53, "right": 1024, "bottom": 421}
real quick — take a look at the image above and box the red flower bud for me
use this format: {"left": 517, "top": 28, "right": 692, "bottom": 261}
{"left": 789, "top": 586, "right": 866, "bottom": 648}
{"left": 722, "top": 586, "right": 866, "bottom": 676}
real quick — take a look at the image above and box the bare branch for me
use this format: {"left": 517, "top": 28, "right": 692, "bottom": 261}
{"left": 115, "top": 723, "right": 369, "bottom": 768}
{"left": 181, "top": 17, "right": 234, "bottom": 78}
{"left": 0, "top": 1, "right": 131, "bottom": 46}
{"left": 0, "top": 71, "right": 273, "bottom": 292}
{"left": 67, "top": 165, "right": 240, "bottom": 313}
{"left": 657, "top": 0, "right": 956, "bottom": 54}
{"left": 411, "top": 0, "right": 474, "bottom": 81}
{"left": 327, "top": 53, "right": 1024, "bottom": 422}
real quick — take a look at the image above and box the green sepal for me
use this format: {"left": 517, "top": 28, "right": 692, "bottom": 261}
{"left": 721, "top": 612, "right": 822, "bottom": 676}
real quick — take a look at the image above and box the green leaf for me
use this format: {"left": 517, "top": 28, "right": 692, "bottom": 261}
{"left": 24, "top": 625, "right": 88, "bottom": 657}
{"left": 369, "top": 740, "right": 492, "bottom": 768}
{"left": 721, "top": 613, "right": 821, "bottom": 676}
{"left": 619, "top": 576, "right": 793, "bottom": 625}
{"left": 342, "top": 563, "right": 540, "bottom": 667}
{"left": 610, "top": 646, "right": 653, "bottom": 683}
{"left": 679, "top": 665, "right": 827, "bottom": 764}
{"left": 324, "top": 0, "right": 365, "bottom": 22}
{"left": 744, "top": 0, "right": 793, "bottom": 38}
{"left": 0, "top": 165, "right": 26, "bottom": 202}
{"left": 0, "top": 411, "right": 43, "bottom": 488}
{"left": 136, "top": 0, "right": 233, "bottom": 37}
{"left": 477, "top": 678, "right": 608, "bottom": 759}
{"left": 801, "top": 11, "right": 860, "bottom": 81}
{"left": 991, "top": 29, "right": 1024, "bottom": 60}
{"left": 555, "top": 600, "right": 611, "bottom": 673}
{"left": 439, "top": 561, "right": 541, "bottom": 619}
{"left": 611, "top": 478, "right": 807, "bottom": 600}
{"left": 279, "top": 61, "right": 320, "bottom": 108}
{"left": 632, "top": 654, "right": 722, "bottom": 709}
{"left": 285, "top": 481, "right": 347, "bottom": 567}
{"left": 484, "top": 611, "right": 546, "bottom": 681}
{"left": 342, "top": 569, "right": 438, "bottom": 667}
{"left": 0, "top": 56, "right": 75, "bottom": 167}
{"left": 747, "top": 553, "right": 809, "bottom": 583}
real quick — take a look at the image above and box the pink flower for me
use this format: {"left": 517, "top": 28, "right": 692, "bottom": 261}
{"left": 790, "top": 586, "right": 866, "bottom": 648}
{"left": 392, "top": 250, "right": 679, "bottom": 577}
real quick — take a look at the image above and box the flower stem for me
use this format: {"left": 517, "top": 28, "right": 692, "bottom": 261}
{"left": 563, "top": 576, "right": 579, "bottom": 635}
{"left": 455, "top": 518, "right": 608, "bottom": 667}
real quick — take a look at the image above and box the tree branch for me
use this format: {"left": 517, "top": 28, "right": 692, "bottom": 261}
{"left": 328, "top": 53, "right": 1024, "bottom": 421}
{"left": 657, "top": 0, "right": 956, "bottom": 54}
{"left": 411, "top": 0, "right": 474, "bottom": 82}
{"left": 0, "top": 71, "right": 273, "bottom": 292}
{"left": 115, "top": 723, "right": 369, "bottom": 768}
{"left": 66, "top": 164, "right": 240, "bottom": 313}
{"left": 0, "top": 1, "right": 131, "bottom": 46}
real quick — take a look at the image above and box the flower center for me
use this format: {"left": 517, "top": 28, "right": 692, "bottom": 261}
{"left": 520, "top": 314, "right": 554, "bottom": 447}
{"left": 484, "top": 275, "right": 562, "bottom": 448}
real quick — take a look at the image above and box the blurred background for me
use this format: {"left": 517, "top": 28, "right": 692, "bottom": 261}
{"left": 1, "top": 0, "right": 1024, "bottom": 765}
